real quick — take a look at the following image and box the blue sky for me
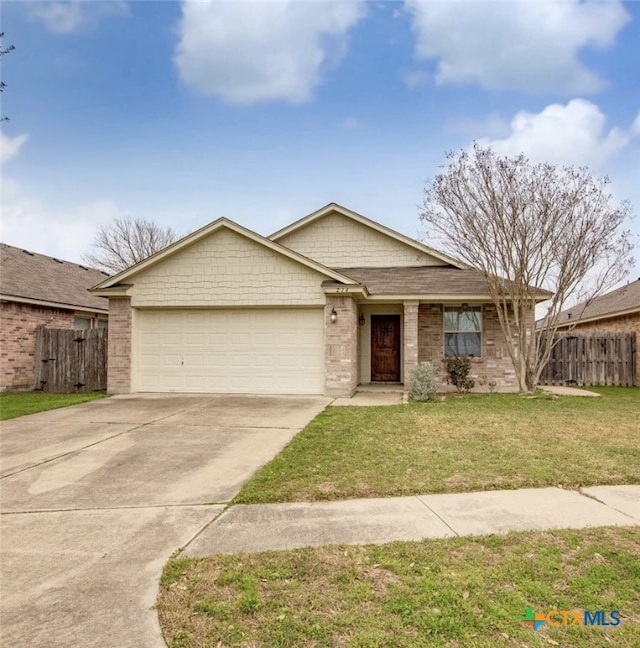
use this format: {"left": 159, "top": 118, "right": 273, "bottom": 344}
{"left": 2, "top": 0, "right": 639, "bottom": 273}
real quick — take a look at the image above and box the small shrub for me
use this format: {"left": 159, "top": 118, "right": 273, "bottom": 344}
{"left": 410, "top": 362, "right": 438, "bottom": 401}
{"left": 444, "top": 357, "right": 475, "bottom": 394}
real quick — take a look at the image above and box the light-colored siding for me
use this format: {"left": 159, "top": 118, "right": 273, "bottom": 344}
{"left": 129, "top": 228, "right": 327, "bottom": 307}
{"left": 277, "top": 213, "right": 445, "bottom": 268}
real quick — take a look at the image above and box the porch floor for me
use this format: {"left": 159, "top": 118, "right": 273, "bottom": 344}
{"left": 356, "top": 382, "right": 404, "bottom": 393}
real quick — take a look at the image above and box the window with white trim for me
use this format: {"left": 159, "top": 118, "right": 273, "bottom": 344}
{"left": 444, "top": 306, "right": 482, "bottom": 357}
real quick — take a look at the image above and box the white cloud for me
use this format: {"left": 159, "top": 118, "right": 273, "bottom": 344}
{"left": 477, "top": 99, "right": 639, "bottom": 168}
{"left": 0, "top": 131, "right": 28, "bottom": 164}
{"left": 0, "top": 178, "right": 124, "bottom": 264}
{"left": 405, "top": 0, "right": 630, "bottom": 94}
{"left": 174, "top": 0, "right": 366, "bottom": 104}
{"left": 401, "top": 69, "right": 430, "bottom": 89}
{"left": 29, "top": 1, "right": 128, "bottom": 34}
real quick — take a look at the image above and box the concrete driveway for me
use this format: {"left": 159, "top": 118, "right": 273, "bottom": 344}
{"left": 0, "top": 394, "right": 330, "bottom": 648}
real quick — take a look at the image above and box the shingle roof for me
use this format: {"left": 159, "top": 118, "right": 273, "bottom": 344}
{"left": 0, "top": 243, "right": 109, "bottom": 312}
{"left": 556, "top": 279, "right": 640, "bottom": 325}
{"left": 327, "top": 266, "right": 552, "bottom": 299}
{"left": 328, "top": 266, "right": 494, "bottom": 295}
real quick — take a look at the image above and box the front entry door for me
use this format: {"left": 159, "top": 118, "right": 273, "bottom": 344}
{"left": 371, "top": 315, "right": 401, "bottom": 382}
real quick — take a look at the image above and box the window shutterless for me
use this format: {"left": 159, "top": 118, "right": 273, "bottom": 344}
{"left": 443, "top": 306, "right": 482, "bottom": 357}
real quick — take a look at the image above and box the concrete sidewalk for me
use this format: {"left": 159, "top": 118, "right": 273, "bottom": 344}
{"left": 185, "top": 485, "right": 640, "bottom": 556}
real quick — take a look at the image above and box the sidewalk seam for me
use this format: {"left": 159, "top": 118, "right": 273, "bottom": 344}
{"left": 577, "top": 487, "right": 640, "bottom": 523}
{"left": 0, "top": 422, "right": 145, "bottom": 480}
{"left": 179, "top": 503, "right": 235, "bottom": 553}
{"left": 414, "top": 495, "right": 459, "bottom": 537}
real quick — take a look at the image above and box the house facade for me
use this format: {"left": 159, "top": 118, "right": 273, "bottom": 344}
{"left": 92, "top": 204, "right": 543, "bottom": 396}
{"left": 0, "top": 244, "right": 109, "bottom": 390}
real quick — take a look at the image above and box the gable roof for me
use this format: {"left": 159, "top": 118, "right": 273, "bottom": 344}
{"left": 91, "top": 217, "right": 358, "bottom": 292}
{"left": 0, "top": 243, "right": 109, "bottom": 312}
{"left": 555, "top": 279, "right": 640, "bottom": 326}
{"left": 269, "top": 202, "right": 466, "bottom": 270}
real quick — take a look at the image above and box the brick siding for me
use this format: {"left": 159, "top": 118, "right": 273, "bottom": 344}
{"left": 0, "top": 301, "right": 74, "bottom": 390}
{"left": 403, "top": 301, "right": 419, "bottom": 387}
{"left": 325, "top": 295, "right": 359, "bottom": 396}
{"left": 418, "top": 303, "right": 518, "bottom": 388}
{"left": 107, "top": 298, "right": 132, "bottom": 393}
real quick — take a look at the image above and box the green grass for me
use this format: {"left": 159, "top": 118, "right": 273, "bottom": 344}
{"left": 158, "top": 526, "right": 640, "bottom": 648}
{"left": 236, "top": 388, "right": 640, "bottom": 503}
{"left": 0, "top": 390, "right": 108, "bottom": 420}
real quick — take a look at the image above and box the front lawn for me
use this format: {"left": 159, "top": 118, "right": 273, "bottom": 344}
{"left": 158, "top": 526, "right": 640, "bottom": 648}
{"left": 236, "top": 388, "right": 640, "bottom": 503}
{"left": 0, "top": 390, "right": 108, "bottom": 421}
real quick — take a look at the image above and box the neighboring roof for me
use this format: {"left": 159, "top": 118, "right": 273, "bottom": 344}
{"left": 329, "top": 266, "right": 551, "bottom": 300}
{"left": 269, "top": 202, "right": 467, "bottom": 270}
{"left": 0, "top": 243, "right": 109, "bottom": 312}
{"left": 91, "top": 217, "right": 358, "bottom": 292}
{"left": 555, "top": 279, "right": 640, "bottom": 326}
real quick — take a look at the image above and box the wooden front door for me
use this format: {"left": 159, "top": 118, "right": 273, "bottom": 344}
{"left": 371, "top": 315, "right": 401, "bottom": 382}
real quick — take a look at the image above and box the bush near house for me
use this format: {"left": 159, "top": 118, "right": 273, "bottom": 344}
{"left": 410, "top": 362, "right": 438, "bottom": 402}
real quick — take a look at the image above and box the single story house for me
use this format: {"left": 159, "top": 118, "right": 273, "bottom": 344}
{"left": 553, "top": 278, "right": 640, "bottom": 384}
{"left": 91, "top": 203, "right": 546, "bottom": 396}
{"left": 0, "top": 244, "right": 109, "bottom": 390}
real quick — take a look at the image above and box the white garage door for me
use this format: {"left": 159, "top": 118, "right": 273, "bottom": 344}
{"left": 134, "top": 309, "right": 324, "bottom": 394}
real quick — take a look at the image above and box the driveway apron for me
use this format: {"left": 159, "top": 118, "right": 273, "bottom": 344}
{"left": 0, "top": 394, "right": 330, "bottom": 648}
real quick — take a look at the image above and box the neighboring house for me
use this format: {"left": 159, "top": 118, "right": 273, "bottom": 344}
{"left": 552, "top": 278, "right": 640, "bottom": 384}
{"left": 0, "top": 244, "right": 109, "bottom": 390}
{"left": 91, "top": 203, "right": 548, "bottom": 396}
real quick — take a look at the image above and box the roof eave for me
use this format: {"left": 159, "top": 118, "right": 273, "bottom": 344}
{"left": 552, "top": 305, "right": 640, "bottom": 328}
{"left": 89, "top": 284, "right": 133, "bottom": 298}
{"left": 0, "top": 293, "right": 109, "bottom": 314}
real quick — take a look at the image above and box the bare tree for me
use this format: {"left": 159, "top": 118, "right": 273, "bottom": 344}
{"left": 1, "top": 33, "right": 15, "bottom": 122}
{"left": 421, "top": 144, "right": 634, "bottom": 393}
{"left": 83, "top": 215, "right": 179, "bottom": 274}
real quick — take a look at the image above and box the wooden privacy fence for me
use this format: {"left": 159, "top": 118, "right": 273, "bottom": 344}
{"left": 538, "top": 333, "right": 636, "bottom": 387}
{"left": 34, "top": 326, "right": 108, "bottom": 392}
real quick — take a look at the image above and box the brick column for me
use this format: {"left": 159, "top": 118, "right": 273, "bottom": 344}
{"left": 325, "top": 295, "right": 358, "bottom": 397}
{"left": 107, "top": 297, "right": 132, "bottom": 393}
{"left": 403, "top": 301, "right": 419, "bottom": 390}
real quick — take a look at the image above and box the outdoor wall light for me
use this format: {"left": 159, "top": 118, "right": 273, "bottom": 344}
{"left": 358, "top": 313, "right": 365, "bottom": 326}
{"left": 330, "top": 308, "right": 338, "bottom": 323}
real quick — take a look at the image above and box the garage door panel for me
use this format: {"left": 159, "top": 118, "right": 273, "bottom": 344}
{"left": 135, "top": 309, "right": 324, "bottom": 394}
